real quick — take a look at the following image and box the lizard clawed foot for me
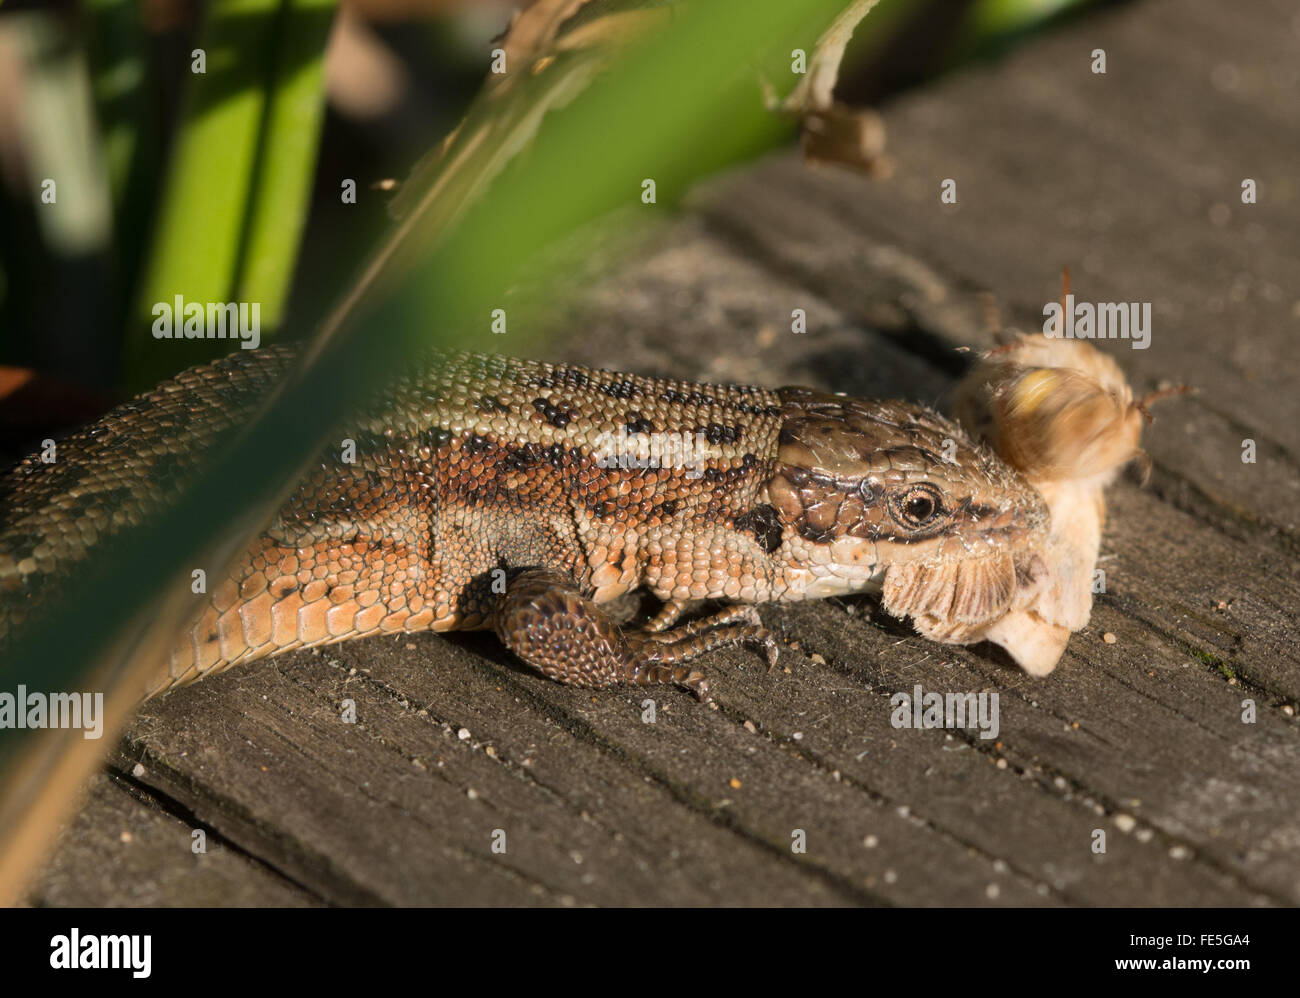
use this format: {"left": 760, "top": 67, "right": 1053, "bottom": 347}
{"left": 640, "top": 601, "right": 762, "bottom": 640}
{"left": 627, "top": 604, "right": 780, "bottom": 677}
{"left": 495, "top": 569, "right": 749, "bottom": 701}
{"left": 762, "top": 633, "right": 780, "bottom": 669}
{"left": 641, "top": 666, "right": 712, "bottom": 704}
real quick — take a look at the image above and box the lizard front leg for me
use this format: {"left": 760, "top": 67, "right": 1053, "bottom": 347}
{"left": 494, "top": 570, "right": 776, "bottom": 701}
{"left": 632, "top": 603, "right": 780, "bottom": 670}
{"left": 639, "top": 602, "right": 766, "bottom": 641}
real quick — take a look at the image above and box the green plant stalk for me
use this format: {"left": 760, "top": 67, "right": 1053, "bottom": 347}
{"left": 125, "top": 0, "right": 324, "bottom": 391}
{"left": 235, "top": 0, "right": 338, "bottom": 326}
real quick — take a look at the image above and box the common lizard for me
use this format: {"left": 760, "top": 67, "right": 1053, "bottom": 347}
{"left": 0, "top": 345, "right": 1049, "bottom": 702}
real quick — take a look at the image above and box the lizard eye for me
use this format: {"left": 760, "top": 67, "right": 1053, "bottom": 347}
{"left": 892, "top": 484, "right": 944, "bottom": 527}
{"left": 905, "top": 492, "right": 935, "bottom": 521}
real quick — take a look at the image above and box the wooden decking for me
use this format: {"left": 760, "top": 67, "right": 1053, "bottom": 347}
{"left": 30, "top": 0, "right": 1300, "bottom": 906}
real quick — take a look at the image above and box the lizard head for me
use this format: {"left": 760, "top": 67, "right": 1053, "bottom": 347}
{"left": 764, "top": 388, "right": 1048, "bottom": 625}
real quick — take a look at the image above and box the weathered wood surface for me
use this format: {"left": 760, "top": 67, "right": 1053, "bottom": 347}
{"left": 28, "top": 0, "right": 1299, "bottom": 906}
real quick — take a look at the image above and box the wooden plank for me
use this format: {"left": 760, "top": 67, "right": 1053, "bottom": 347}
{"left": 549, "top": 217, "right": 953, "bottom": 405}
{"left": 28, "top": 772, "right": 317, "bottom": 907}
{"left": 106, "top": 636, "right": 861, "bottom": 906}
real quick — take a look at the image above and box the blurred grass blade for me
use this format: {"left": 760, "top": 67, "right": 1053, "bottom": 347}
{"left": 126, "top": 0, "right": 337, "bottom": 391}
{"left": 129, "top": 0, "right": 277, "bottom": 383}
{"left": 12, "top": 11, "right": 112, "bottom": 257}
{"left": 235, "top": 0, "right": 337, "bottom": 324}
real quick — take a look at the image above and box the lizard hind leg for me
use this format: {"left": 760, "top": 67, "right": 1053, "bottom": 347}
{"left": 494, "top": 568, "right": 714, "bottom": 701}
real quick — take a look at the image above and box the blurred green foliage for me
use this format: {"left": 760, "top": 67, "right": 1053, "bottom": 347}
{"left": 1, "top": 0, "right": 337, "bottom": 392}
{"left": 0, "top": 0, "right": 1099, "bottom": 394}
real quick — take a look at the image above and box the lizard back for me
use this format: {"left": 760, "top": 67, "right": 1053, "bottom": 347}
{"left": 0, "top": 347, "right": 786, "bottom": 695}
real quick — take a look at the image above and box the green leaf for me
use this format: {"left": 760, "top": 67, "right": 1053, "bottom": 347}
{"left": 235, "top": 0, "right": 337, "bottom": 326}
{"left": 126, "top": 0, "right": 337, "bottom": 391}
